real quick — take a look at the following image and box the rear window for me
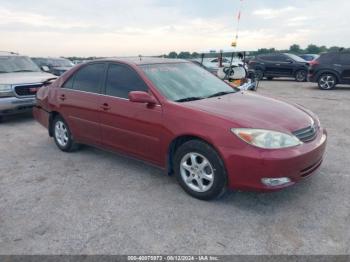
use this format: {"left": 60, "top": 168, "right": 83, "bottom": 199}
{"left": 317, "top": 53, "right": 337, "bottom": 63}
{"left": 339, "top": 53, "right": 350, "bottom": 65}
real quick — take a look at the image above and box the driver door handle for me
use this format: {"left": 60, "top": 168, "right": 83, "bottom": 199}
{"left": 59, "top": 94, "right": 66, "bottom": 101}
{"left": 101, "top": 103, "right": 111, "bottom": 111}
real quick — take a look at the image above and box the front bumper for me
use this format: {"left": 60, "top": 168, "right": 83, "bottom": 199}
{"left": 220, "top": 128, "right": 327, "bottom": 191}
{"left": 0, "top": 96, "right": 36, "bottom": 116}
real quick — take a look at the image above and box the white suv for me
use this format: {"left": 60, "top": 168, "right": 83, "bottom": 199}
{"left": 0, "top": 52, "right": 56, "bottom": 120}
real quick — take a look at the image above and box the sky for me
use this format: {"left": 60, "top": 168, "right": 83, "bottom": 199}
{"left": 0, "top": 0, "right": 349, "bottom": 57}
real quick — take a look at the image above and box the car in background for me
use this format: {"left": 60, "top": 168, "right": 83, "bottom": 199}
{"left": 34, "top": 58, "right": 326, "bottom": 200}
{"left": 193, "top": 57, "right": 243, "bottom": 75}
{"left": 31, "top": 57, "right": 74, "bottom": 76}
{"left": 248, "top": 53, "right": 309, "bottom": 82}
{"left": 298, "top": 54, "right": 319, "bottom": 62}
{"left": 0, "top": 52, "right": 56, "bottom": 120}
{"left": 308, "top": 51, "right": 350, "bottom": 90}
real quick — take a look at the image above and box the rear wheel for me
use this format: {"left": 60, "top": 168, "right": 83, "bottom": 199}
{"left": 174, "top": 140, "right": 227, "bottom": 201}
{"left": 295, "top": 70, "right": 307, "bottom": 82}
{"left": 53, "top": 115, "right": 79, "bottom": 152}
{"left": 318, "top": 74, "right": 337, "bottom": 90}
{"left": 255, "top": 69, "right": 264, "bottom": 81}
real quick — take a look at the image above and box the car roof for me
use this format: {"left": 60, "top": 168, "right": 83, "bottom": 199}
{"left": 92, "top": 57, "right": 189, "bottom": 66}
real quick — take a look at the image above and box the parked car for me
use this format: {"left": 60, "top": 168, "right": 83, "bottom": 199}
{"left": 31, "top": 57, "right": 74, "bottom": 76}
{"left": 308, "top": 51, "right": 350, "bottom": 90}
{"left": 298, "top": 54, "right": 319, "bottom": 62}
{"left": 248, "top": 53, "right": 309, "bottom": 82}
{"left": 34, "top": 58, "right": 327, "bottom": 200}
{"left": 0, "top": 52, "right": 56, "bottom": 121}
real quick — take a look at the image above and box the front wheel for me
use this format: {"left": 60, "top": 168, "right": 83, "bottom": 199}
{"left": 53, "top": 116, "right": 79, "bottom": 152}
{"left": 295, "top": 70, "right": 307, "bottom": 82}
{"left": 318, "top": 74, "right": 337, "bottom": 90}
{"left": 174, "top": 140, "right": 227, "bottom": 200}
{"left": 255, "top": 69, "right": 264, "bottom": 81}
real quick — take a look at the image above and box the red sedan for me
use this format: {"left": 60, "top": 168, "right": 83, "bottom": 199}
{"left": 33, "top": 58, "right": 327, "bottom": 200}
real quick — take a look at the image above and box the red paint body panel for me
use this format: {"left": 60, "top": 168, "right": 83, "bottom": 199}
{"left": 34, "top": 59, "right": 327, "bottom": 191}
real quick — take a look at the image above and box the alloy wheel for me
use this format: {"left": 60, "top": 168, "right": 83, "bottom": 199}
{"left": 296, "top": 71, "right": 306, "bottom": 82}
{"left": 319, "top": 75, "right": 336, "bottom": 90}
{"left": 55, "top": 120, "right": 69, "bottom": 147}
{"left": 180, "top": 152, "right": 214, "bottom": 193}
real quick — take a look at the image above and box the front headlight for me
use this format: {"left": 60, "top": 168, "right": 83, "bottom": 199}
{"left": 0, "top": 84, "right": 13, "bottom": 97}
{"left": 231, "top": 128, "right": 302, "bottom": 149}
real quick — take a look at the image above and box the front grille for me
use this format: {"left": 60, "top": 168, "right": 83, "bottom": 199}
{"left": 293, "top": 125, "right": 318, "bottom": 143}
{"left": 14, "top": 84, "right": 42, "bottom": 97}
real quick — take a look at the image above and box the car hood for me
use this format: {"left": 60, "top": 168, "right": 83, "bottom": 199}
{"left": 182, "top": 92, "right": 314, "bottom": 133}
{"left": 0, "top": 71, "right": 57, "bottom": 85}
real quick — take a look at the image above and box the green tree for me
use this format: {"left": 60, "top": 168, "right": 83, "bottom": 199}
{"left": 168, "top": 51, "right": 178, "bottom": 58}
{"left": 191, "top": 52, "right": 199, "bottom": 58}
{"left": 177, "top": 52, "right": 191, "bottom": 59}
{"left": 328, "top": 46, "right": 342, "bottom": 52}
{"left": 289, "top": 44, "right": 301, "bottom": 53}
{"left": 306, "top": 44, "right": 321, "bottom": 54}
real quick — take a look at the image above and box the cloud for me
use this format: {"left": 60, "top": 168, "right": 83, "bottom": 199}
{"left": 0, "top": 0, "right": 349, "bottom": 56}
{"left": 253, "top": 6, "right": 296, "bottom": 19}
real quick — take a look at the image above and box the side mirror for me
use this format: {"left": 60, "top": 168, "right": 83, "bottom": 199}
{"left": 41, "top": 66, "right": 50, "bottom": 72}
{"left": 128, "top": 91, "right": 157, "bottom": 105}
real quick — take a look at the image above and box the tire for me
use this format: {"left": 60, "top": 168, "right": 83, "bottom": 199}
{"left": 255, "top": 69, "right": 264, "bottom": 81}
{"left": 295, "top": 70, "right": 307, "bottom": 82}
{"left": 174, "top": 140, "right": 227, "bottom": 201}
{"left": 267, "top": 77, "right": 273, "bottom": 81}
{"left": 318, "top": 73, "right": 337, "bottom": 90}
{"left": 52, "top": 115, "right": 79, "bottom": 152}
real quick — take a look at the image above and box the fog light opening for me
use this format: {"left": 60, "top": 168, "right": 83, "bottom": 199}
{"left": 261, "top": 177, "right": 291, "bottom": 187}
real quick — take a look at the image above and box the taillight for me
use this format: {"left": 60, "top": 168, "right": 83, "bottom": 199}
{"left": 308, "top": 60, "right": 320, "bottom": 66}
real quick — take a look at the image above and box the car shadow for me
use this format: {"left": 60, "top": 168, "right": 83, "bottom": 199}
{"left": 0, "top": 112, "right": 34, "bottom": 124}
{"left": 80, "top": 144, "right": 315, "bottom": 210}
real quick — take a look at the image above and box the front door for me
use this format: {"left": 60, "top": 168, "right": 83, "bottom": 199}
{"left": 99, "top": 63, "right": 163, "bottom": 165}
{"left": 273, "top": 54, "right": 295, "bottom": 77}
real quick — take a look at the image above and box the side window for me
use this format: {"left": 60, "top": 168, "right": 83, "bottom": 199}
{"left": 71, "top": 63, "right": 106, "bottom": 93}
{"left": 277, "top": 55, "right": 289, "bottom": 62}
{"left": 62, "top": 75, "right": 74, "bottom": 89}
{"left": 318, "top": 53, "right": 336, "bottom": 64}
{"left": 105, "top": 64, "right": 148, "bottom": 98}
{"left": 339, "top": 54, "right": 350, "bottom": 65}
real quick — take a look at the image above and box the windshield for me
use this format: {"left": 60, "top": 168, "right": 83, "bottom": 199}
{"left": 141, "top": 62, "right": 237, "bottom": 102}
{"left": 32, "top": 58, "right": 74, "bottom": 68}
{"left": 285, "top": 53, "right": 307, "bottom": 63}
{"left": 0, "top": 56, "right": 41, "bottom": 73}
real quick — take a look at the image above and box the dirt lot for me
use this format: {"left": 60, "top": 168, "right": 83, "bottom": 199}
{"left": 0, "top": 80, "right": 349, "bottom": 255}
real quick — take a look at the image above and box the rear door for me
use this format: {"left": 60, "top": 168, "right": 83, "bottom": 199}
{"left": 56, "top": 63, "right": 107, "bottom": 145}
{"left": 338, "top": 53, "right": 350, "bottom": 84}
{"left": 99, "top": 63, "right": 163, "bottom": 165}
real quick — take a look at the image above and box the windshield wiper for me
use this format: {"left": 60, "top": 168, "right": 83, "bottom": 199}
{"left": 207, "top": 91, "right": 235, "bottom": 98}
{"left": 175, "top": 96, "right": 204, "bottom": 102}
{"left": 12, "top": 70, "right": 37, "bottom": 72}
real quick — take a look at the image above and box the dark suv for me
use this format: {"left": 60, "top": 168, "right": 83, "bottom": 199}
{"left": 248, "top": 53, "right": 309, "bottom": 82}
{"left": 308, "top": 52, "right": 350, "bottom": 90}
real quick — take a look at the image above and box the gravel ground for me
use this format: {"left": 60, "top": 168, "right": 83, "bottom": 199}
{"left": 0, "top": 80, "right": 349, "bottom": 255}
